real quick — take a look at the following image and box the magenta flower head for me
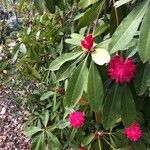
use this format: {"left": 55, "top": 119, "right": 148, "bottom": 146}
{"left": 69, "top": 111, "right": 85, "bottom": 128}
{"left": 108, "top": 55, "right": 136, "bottom": 84}
{"left": 124, "top": 122, "right": 143, "bottom": 142}
{"left": 81, "top": 34, "right": 94, "bottom": 52}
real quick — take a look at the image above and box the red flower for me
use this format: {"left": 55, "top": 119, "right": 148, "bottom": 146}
{"left": 108, "top": 55, "right": 136, "bottom": 83}
{"left": 81, "top": 34, "right": 94, "bottom": 52}
{"left": 80, "top": 146, "right": 86, "bottom": 150}
{"left": 124, "top": 123, "right": 143, "bottom": 142}
{"left": 69, "top": 111, "right": 85, "bottom": 128}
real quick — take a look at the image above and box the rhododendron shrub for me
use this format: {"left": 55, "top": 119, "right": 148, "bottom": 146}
{"left": 9, "top": 0, "right": 150, "bottom": 149}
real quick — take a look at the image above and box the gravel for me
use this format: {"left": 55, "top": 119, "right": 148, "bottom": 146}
{"left": 0, "top": 87, "right": 30, "bottom": 150}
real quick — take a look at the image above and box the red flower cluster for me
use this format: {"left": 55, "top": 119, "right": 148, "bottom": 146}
{"left": 108, "top": 55, "right": 136, "bottom": 83}
{"left": 124, "top": 123, "right": 143, "bottom": 142}
{"left": 80, "top": 146, "right": 86, "bottom": 150}
{"left": 69, "top": 111, "right": 85, "bottom": 128}
{"left": 81, "top": 34, "right": 94, "bottom": 52}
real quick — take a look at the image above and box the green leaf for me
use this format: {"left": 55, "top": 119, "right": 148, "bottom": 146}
{"left": 121, "top": 84, "right": 136, "bottom": 126}
{"left": 65, "top": 33, "right": 84, "bottom": 46}
{"left": 56, "top": 120, "right": 70, "bottom": 129}
{"left": 40, "top": 91, "right": 55, "bottom": 101}
{"left": 134, "top": 63, "right": 150, "bottom": 95}
{"left": 131, "top": 141, "right": 146, "bottom": 150}
{"left": 94, "top": 24, "right": 109, "bottom": 37}
{"left": 87, "top": 61, "right": 104, "bottom": 111}
{"left": 25, "top": 126, "right": 42, "bottom": 137}
{"left": 82, "top": 133, "right": 95, "bottom": 146}
{"left": 30, "top": 67, "right": 41, "bottom": 80}
{"left": 102, "top": 84, "right": 121, "bottom": 129}
{"left": 31, "top": 132, "right": 46, "bottom": 150}
{"left": 114, "top": 0, "right": 132, "bottom": 8}
{"left": 109, "top": 0, "right": 149, "bottom": 53}
{"left": 19, "top": 43, "right": 27, "bottom": 54}
{"left": 110, "top": 130, "right": 128, "bottom": 149}
{"left": 65, "top": 57, "right": 88, "bottom": 107}
{"left": 0, "top": 61, "right": 8, "bottom": 71}
{"left": 78, "top": 0, "right": 98, "bottom": 9}
{"left": 79, "top": 0, "right": 105, "bottom": 29}
{"left": 96, "top": 39, "right": 111, "bottom": 49}
{"left": 49, "top": 52, "right": 83, "bottom": 71}
{"left": 34, "top": 0, "right": 44, "bottom": 15}
{"left": 57, "top": 53, "right": 86, "bottom": 81}
{"left": 40, "top": 110, "right": 49, "bottom": 127}
{"left": 18, "top": 0, "right": 25, "bottom": 15}
{"left": 138, "top": 7, "right": 150, "bottom": 63}
{"left": 44, "top": 0, "right": 55, "bottom": 14}
{"left": 47, "top": 131, "right": 62, "bottom": 149}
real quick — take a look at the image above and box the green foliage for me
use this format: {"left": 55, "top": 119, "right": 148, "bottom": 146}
{"left": 1, "top": 0, "right": 150, "bottom": 149}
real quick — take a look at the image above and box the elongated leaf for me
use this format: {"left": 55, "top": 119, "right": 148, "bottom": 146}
{"left": 34, "top": 0, "right": 44, "bottom": 15}
{"left": 31, "top": 132, "right": 46, "bottom": 150}
{"left": 79, "top": 0, "right": 98, "bottom": 9}
{"left": 110, "top": 130, "right": 128, "bottom": 149}
{"left": 58, "top": 53, "right": 85, "bottom": 81}
{"left": 47, "top": 131, "right": 62, "bottom": 148}
{"left": 79, "top": 0, "right": 105, "bottom": 29}
{"left": 82, "top": 133, "right": 95, "bottom": 146}
{"left": 45, "top": 0, "right": 55, "bottom": 14}
{"left": 94, "top": 24, "right": 109, "bottom": 37}
{"left": 102, "top": 85, "right": 121, "bottom": 129}
{"left": 87, "top": 61, "right": 104, "bottom": 111}
{"left": 40, "top": 110, "right": 49, "bottom": 127}
{"left": 121, "top": 84, "right": 136, "bottom": 126}
{"left": 109, "top": 0, "right": 149, "bottom": 53}
{"left": 65, "top": 33, "right": 84, "bottom": 46}
{"left": 65, "top": 57, "right": 88, "bottom": 107}
{"left": 40, "top": 91, "right": 55, "bottom": 101}
{"left": 134, "top": 63, "right": 150, "bottom": 95}
{"left": 138, "top": 7, "right": 150, "bottom": 63}
{"left": 114, "top": 0, "right": 132, "bottom": 8}
{"left": 25, "top": 126, "right": 42, "bottom": 137}
{"left": 49, "top": 52, "right": 83, "bottom": 71}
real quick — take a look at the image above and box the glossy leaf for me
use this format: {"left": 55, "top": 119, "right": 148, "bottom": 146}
{"left": 138, "top": 7, "right": 150, "bottom": 63}
{"left": 134, "top": 63, "right": 150, "bottom": 95}
{"left": 87, "top": 61, "right": 104, "bottom": 111}
{"left": 65, "top": 57, "right": 88, "bottom": 107}
{"left": 57, "top": 53, "right": 85, "bottom": 81}
{"left": 40, "top": 91, "right": 55, "bottom": 101}
{"left": 25, "top": 126, "right": 42, "bottom": 137}
{"left": 102, "top": 85, "right": 121, "bottom": 129}
{"left": 49, "top": 52, "right": 83, "bottom": 71}
{"left": 109, "top": 0, "right": 149, "bottom": 53}
{"left": 114, "top": 0, "right": 132, "bottom": 8}
{"left": 47, "top": 131, "right": 62, "bottom": 149}
{"left": 79, "top": 0, "right": 105, "bottom": 29}
{"left": 121, "top": 84, "right": 136, "bottom": 126}
{"left": 82, "top": 133, "right": 95, "bottom": 146}
{"left": 65, "top": 33, "right": 84, "bottom": 46}
{"left": 79, "top": 0, "right": 98, "bottom": 9}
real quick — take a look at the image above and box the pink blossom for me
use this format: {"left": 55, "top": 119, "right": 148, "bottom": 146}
{"left": 81, "top": 34, "right": 94, "bottom": 52}
{"left": 108, "top": 55, "right": 136, "bottom": 83}
{"left": 69, "top": 111, "right": 85, "bottom": 128}
{"left": 124, "top": 123, "right": 143, "bottom": 142}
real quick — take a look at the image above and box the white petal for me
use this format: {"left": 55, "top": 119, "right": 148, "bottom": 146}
{"left": 91, "top": 48, "right": 110, "bottom": 65}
